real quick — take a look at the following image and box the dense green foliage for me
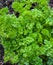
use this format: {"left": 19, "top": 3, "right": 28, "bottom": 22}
{"left": 0, "top": 0, "right": 53, "bottom": 65}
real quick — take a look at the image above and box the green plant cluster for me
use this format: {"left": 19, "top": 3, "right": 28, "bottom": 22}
{"left": 0, "top": 0, "right": 53, "bottom": 65}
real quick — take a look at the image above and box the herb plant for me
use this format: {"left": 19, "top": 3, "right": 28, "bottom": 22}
{"left": 0, "top": 0, "right": 53, "bottom": 65}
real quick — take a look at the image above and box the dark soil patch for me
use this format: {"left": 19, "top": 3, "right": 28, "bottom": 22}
{"left": 0, "top": 0, "right": 14, "bottom": 14}
{"left": 3, "top": 61, "right": 18, "bottom": 65}
{"left": 49, "top": 0, "right": 53, "bottom": 7}
{"left": 0, "top": 44, "right": 4, "bottom": 65}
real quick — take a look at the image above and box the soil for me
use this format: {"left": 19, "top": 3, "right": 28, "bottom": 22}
{"left": 0, "top": 44, "right": 4, "bottom": 65}
{"left": 0, "top": 0, "right": 53, "bottom": 65}
{"left": 49, "top": 0, "right": 53, "bottom": 7}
